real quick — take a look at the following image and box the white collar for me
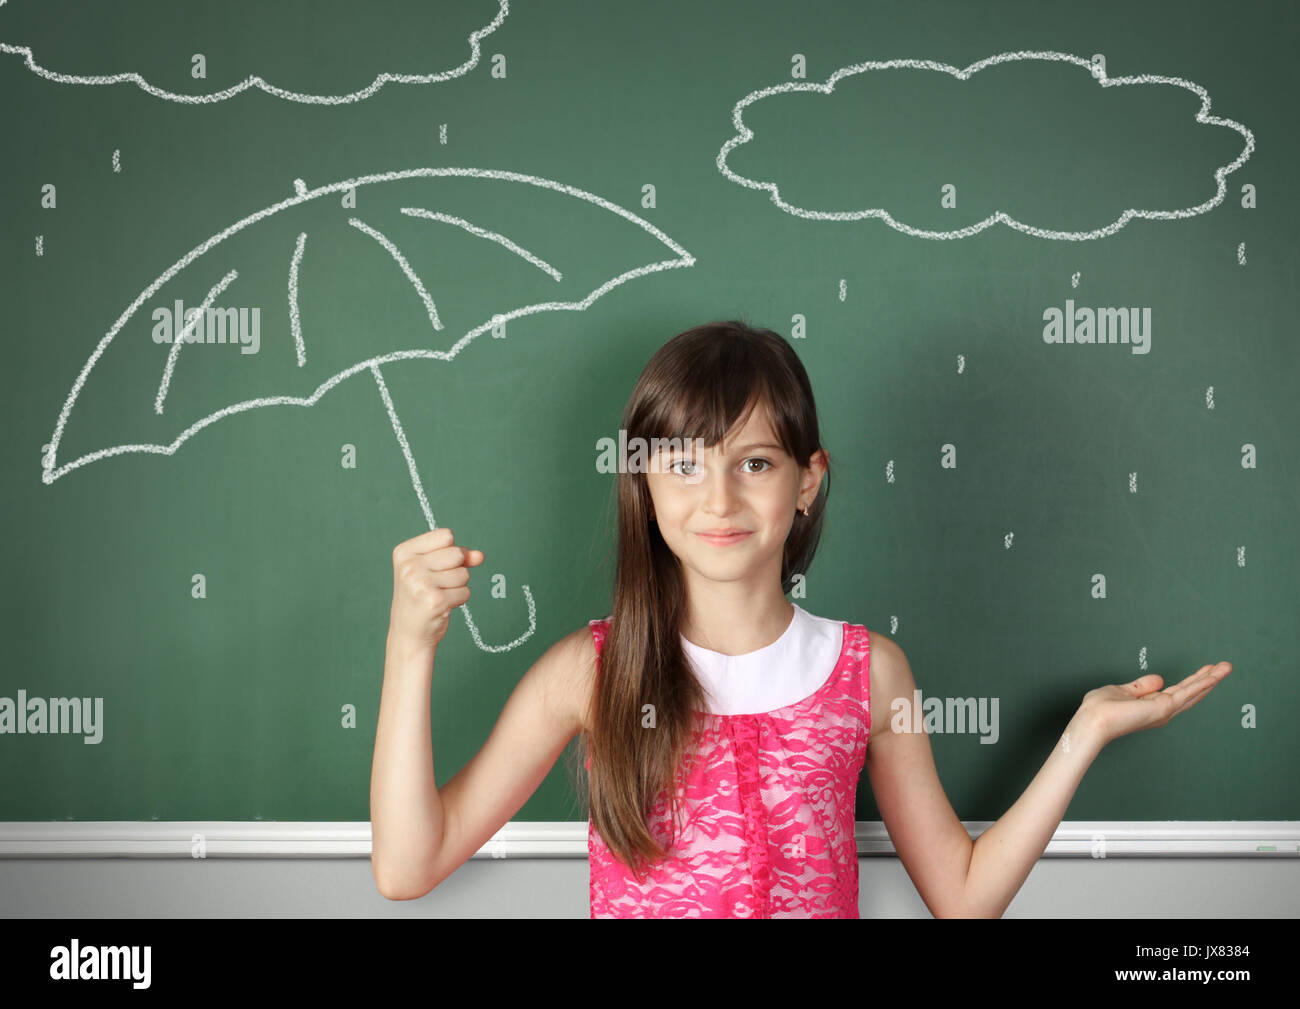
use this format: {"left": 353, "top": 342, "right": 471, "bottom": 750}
{"left": 680, "top": 604, "right": 844, "bottom": 715}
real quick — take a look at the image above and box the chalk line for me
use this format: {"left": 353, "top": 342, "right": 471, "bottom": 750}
{"left": 400, "top": 207, "right": 562, "bottom": 281}
{"left": 369, "top": 363, "right": 435, "bottom": 531}
{"left": 0, "top": 0, "right": 509, "bottom": 105}
{"left": 288, "top": 232, "right": 307, "bottom": 367}
{"left": 716, "top": 50, "right": 1255, "bottom": 240}
{"left": 348, "top": 217, "right": 443, "bottom": 332}
{"left": 154, "top": 268, "right": 239, "bottom": 414}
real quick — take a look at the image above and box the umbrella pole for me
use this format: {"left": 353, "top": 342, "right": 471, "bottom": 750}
{"left": 369, "top": 363, "right": 536, "bottom": 653}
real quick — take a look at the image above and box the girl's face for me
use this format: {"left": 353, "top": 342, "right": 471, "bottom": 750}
{"left": 645, "top": 407, "right": 825, "bottom": 588}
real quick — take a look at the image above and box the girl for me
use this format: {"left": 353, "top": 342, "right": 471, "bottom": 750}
{"left": 369, "top": 319, "right": 1232, "bottom": 918}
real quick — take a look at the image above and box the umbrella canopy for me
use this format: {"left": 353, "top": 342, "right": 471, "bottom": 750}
{"left": 44, "top": 166, "right": 694, "bottom": 483}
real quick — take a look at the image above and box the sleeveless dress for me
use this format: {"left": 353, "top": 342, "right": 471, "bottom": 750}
{"left": 585, "top": 604, "right": 872, "bottom": 918}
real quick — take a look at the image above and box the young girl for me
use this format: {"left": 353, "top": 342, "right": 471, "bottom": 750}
{"left": 369, "top": 319, "right": 1232, "bottom": 918}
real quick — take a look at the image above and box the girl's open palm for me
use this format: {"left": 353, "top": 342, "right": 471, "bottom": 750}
{"left": 1081, "top": 662, "right": 1232, "bottom": 745}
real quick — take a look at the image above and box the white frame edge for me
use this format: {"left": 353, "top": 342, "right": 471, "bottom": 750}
{"left": 0, "top": 821, "right": 1295, "bottom": 857}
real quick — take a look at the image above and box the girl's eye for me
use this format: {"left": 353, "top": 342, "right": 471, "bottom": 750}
{"left": 670, "top": 458, "right": 771, "bottom": 476}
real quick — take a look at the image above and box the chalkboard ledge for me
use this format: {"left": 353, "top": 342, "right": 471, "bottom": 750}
{"left": 0, "top": 822, "right": 1296, "bottom": 858}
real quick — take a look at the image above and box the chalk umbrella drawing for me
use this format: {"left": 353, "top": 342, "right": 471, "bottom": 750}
{"left": 0, "top": 0, "right": 510, "bottom": 105}
{"left": 41, "top": 167, "right": 696, "bottom": 651}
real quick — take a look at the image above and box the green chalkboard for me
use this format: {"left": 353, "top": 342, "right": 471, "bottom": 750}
{"left": 1, "top": 0, "right": 1295, "bottom": 827}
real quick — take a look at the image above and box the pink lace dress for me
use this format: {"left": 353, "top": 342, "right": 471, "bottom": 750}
{"left": 585, "top": 614, "right": 871, "bottom": 918}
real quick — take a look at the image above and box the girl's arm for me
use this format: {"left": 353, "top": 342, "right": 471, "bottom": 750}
{"left": 865, "top": 632, "right": 1230, "bottom": 918}
{"left": 369, "top": 528, "right": 594, "bottom": 900}
{"left": 945, "top": 706, "right": 1105, "bottom": 918}
{"left": 370, "top": 625, "right": 592, "bottom": 900}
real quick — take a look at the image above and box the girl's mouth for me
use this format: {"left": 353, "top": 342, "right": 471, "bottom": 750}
{"left": 695, "top": 531, "right": 752, "bottom": 546}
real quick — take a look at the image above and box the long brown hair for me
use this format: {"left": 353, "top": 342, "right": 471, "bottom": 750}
{"left": 581, "top": 319, "right": 831, "bottom": 878}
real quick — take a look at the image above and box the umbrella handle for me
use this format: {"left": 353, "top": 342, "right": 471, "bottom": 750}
{"left": 370, "top": 364, "right": 537, "bottom": 652}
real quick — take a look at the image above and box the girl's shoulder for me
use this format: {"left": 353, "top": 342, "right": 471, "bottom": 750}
{"left": 857, "top": 629, "right": 914, "bottom": 730}
{"left": 528, "top": 623, "right": 600, "bottom": 737}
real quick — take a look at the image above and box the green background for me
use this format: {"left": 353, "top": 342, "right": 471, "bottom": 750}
{"left": 1, "top": 0, "right": 1295, "bottom": 823}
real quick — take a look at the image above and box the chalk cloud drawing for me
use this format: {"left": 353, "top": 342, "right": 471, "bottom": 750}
{"left": 41, "top": 167, "right": 695, "bottom": 651}
{"left": 0, "top": 0, "right": 509, "bottom": 104}
{"left": 717, "top": 50, "right": 1254, "bottom": 240}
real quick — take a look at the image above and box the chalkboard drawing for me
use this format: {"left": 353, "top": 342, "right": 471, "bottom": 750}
{"left": 717, "top": 50, "right": 1254, "bottom": 240}
{"left": 0, "top": 0, "right": 508, "bottom": 104}
{"left": 40, "top": 167, "right": 695, "bottom": 651}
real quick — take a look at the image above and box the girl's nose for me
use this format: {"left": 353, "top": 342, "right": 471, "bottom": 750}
{"left": 704, "top": 473, "right": 739, "bottom": 513}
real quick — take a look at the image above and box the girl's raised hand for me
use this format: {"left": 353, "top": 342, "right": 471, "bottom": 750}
{"left": 1080, "top": 662, "right": 1232, "bottom": 746}
{"left": 388, "top": 528, "right": 485, "bottom": 650}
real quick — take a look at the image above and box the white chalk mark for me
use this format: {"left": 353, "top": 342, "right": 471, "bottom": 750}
{"left": 0, "top": 0, "right": 510, "bottom": 105}
{"left": 1139, "top": 647, "right": 1148, "bottom": 672}
{"left": 717, "top": 51, "right": 1255, "bottom": 240}
{"left": 370, "top": 364, "right": 435, "bottom": 529}
{"left": 1004, "top": 531, "right": 1014, "bottom": 549}
{"left": 439, "top": 123, "right": 448, "bottom": 145}
{"left": 1129, "top": 471, "right": 1138, "bottom": 493}
{"left": 1072, "top": 271, "right": 1080, "bottom": 287}
{"left": 288, "top": 232, "right": 308, "bottom": 367}
{"left": 885, "top": 459, "right": 895, "bottom": 484}
{"left": 1237, "top": 545, "right": 1245, "bottom": 568}
{"left": 459, "top": 583, "right": 537, "bottom": 653}
{"left": 1206, "top": 386, "right": 1215, "bottom": 410}
{"left": 112, "top": 149, "right": 120, "bottom": 173}
{"left": 348, "top": 217, "right": 443, "bottom": 331}
{"left": 154, "top": 269, "right": 238, "bottom": 414}
{"left": 293, "top": 178, "right": 307, "bottom": 197}
{"left": 370, "top": 362, "right": 537, "bottom": 652}
{"left": 1237, "top": 242, "right": 1246, "bottom": 265}
{"left": 838, "top": 278, "right": 846, "bottom": 301}
{"left": 956, "top": 354, "right": 965, "bottom": 374}
{"left": 35, "top": 235, "right": 43, "bottom": 257}
{"left": 400, "top": 206, "right": 562, "bottom": 281}
{"left": 41, "top": 166, "right": 694, "bottom": 485}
